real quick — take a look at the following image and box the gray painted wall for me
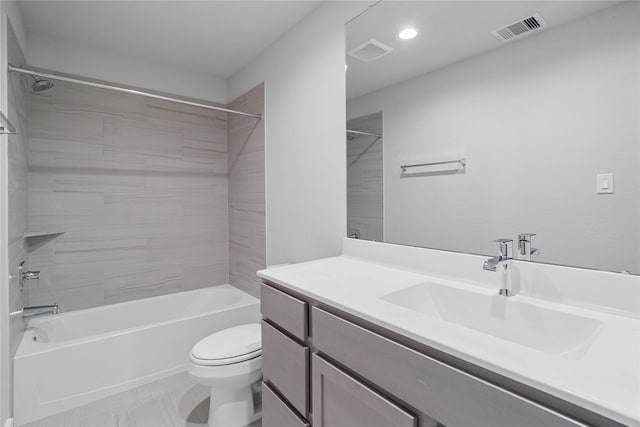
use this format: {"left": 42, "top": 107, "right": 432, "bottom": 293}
{"left": 229, "top": 2, "right": 366, "bottom": 266}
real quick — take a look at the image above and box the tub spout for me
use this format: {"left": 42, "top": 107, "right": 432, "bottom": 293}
{"left": 11, "top": 304, "right": 60, "bottom": 319}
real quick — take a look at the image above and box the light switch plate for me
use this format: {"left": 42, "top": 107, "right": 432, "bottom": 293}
{"left": 596, "top": 173, "right": 614, "bottom": 194}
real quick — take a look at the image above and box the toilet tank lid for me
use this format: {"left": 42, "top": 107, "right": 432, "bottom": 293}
{"left": 191, "top": 323, "right": 261, "bottom": 360}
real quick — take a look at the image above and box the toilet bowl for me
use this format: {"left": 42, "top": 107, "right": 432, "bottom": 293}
{"left": 188, "top": 323, "right": 262, "bottom": 427}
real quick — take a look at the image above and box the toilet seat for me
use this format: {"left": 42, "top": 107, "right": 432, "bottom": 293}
{"left": 191, "top": 349, "right": 261, "bottom": 366}
{"left": 190, "top": 323, "right": 261, "bottom": 367}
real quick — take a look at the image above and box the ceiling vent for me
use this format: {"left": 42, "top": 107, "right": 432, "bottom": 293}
{"left": 492, "top": 13, "right": 547, "bottom": 42}
{"left": 347, "top": 39, "right": 393, "bottom": 62}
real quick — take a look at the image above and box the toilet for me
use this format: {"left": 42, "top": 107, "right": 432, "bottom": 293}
{"left": 188, "top": 323, "right": 262, "bottom": 427}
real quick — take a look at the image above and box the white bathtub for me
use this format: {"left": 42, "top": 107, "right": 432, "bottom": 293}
{"left": 13, "top": 285, "right": 260, "bottom": 426}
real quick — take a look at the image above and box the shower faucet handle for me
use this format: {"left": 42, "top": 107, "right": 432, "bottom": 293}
{"left": 18, "top": 261, "right": 40, "bottom": 289}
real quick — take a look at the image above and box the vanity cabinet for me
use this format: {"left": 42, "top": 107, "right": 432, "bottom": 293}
{"left": 261, "top": 281, "right": 601, "bottom": 427}
{"left": 312, "top": 306, "right": 586, "bottom": 427}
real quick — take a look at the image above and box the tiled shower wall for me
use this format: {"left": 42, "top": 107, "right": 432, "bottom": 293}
{"left": 27, "top": 81, "right": 231, "bottom": 311}
{"left": 347, "top": 112, "right": 383, "bottom": 242}
{"left": 228, "top": 84, "right": 265, "bottom": 297}
{"left": 7, "top": 20, "right": 28, "bottom": 404}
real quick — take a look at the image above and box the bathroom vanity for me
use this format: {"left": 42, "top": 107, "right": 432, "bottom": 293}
{"left": 257, "top": 239, "right": 640, "bottom": 427}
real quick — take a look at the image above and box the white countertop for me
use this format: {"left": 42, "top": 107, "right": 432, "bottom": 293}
{"left": 257, "top": 240, "right": 640, "bottom": 426}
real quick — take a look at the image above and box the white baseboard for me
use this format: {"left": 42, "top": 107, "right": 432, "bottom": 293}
{"left": 4, "top": 418, "right": 13, "bottom": 427}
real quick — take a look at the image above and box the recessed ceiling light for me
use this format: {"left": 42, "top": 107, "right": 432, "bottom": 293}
{"left": 398, "top": 28, "right": 418, "bottom": 40}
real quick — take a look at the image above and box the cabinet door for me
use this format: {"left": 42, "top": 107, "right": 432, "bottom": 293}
{"left": 262, "top": 320, "right": 309, "bottom": 416}
{"left": 263, "top": 382, "right": 310, "bottom": 427}
{"left": 312, "top": 354, "right": 417, "bottom": 427}
{"left": 261, "top": 283, "right": 308, "bottom": 340}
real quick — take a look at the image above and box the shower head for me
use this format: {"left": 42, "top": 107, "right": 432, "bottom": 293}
{"left": 31, "top": 75, "right": 54, "bottom": 92}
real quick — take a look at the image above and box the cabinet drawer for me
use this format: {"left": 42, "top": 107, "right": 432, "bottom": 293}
{"left": 312, "top": 307, "right": 586, "bottom": 427}
{"left": 261, "top": 283, "right": 307, "bottom": 340}
{"left": 262, "top": 320, "right": 309, "bottom": 416}
{"left": 263, "top": 382, "right": 310, "bottom": 427}
{"left": 312, "top": 354, "right": 417, "bottom": 427}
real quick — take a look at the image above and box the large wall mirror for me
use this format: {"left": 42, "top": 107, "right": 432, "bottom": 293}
{"left": 346, "top": 1, "right": 639, "bottom": 274}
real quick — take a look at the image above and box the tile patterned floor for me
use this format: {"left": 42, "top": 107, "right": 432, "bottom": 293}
{"left": 22, "top": 371, "right": 262, "bottom": 427}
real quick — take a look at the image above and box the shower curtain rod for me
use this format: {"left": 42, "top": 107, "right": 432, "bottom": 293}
{"left": 8, "top": 64, "right": 263, "bottom": 119}
{"left": 347, "top": 129, "right": 382, "bottom": 138}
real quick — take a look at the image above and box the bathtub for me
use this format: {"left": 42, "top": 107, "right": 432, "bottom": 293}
{"left": 13, "top": 285, "right": 260, "bottom": 426}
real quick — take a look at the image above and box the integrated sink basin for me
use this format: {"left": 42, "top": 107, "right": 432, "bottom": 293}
{"left": 381, "top": 283, "right": 603, "bottom": 359}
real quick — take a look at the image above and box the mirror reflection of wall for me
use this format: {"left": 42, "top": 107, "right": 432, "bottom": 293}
{"left": 347, "top": 112, "right": 383, "bottom": 241}
{"left": 346, "top": 1, "right": 639, "bottom": 274}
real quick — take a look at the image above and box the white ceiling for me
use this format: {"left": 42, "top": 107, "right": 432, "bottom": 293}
{"left": 346, "top": 1, "right": 620, "bottom": 99}
{"left": 19, "top": 1, "right": 323, "bottom": 79}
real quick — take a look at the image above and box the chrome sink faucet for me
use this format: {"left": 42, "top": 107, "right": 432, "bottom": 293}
{"left": 483, "top": 238, "right": 513, "bottom": 272}
{"left": 483, "top": 239, "right": 514, "bottom": 296}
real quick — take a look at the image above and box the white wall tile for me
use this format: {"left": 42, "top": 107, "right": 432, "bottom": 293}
{"left": 145, "top": 98, "right": 227, "bottom": 127}
{"left": 28, "top": 151, "right": 54, "bottom": 192}
{"left": 103, "top": 262, "right": 184, "bottom": 305}
{"left": 29, "top": 108, "right": 104, "bottom": 146}
{"left": 53, "top": 156, "right": 146, "bottom": 193}
{"left": 27, "top": 82, "right": 231, "bottom": 310}
{"left": 7, "top": 22, "right": 30, "bottom": 380}
{"left": 53, "top": 81, "right": 146, "bottom": 117}
{"left": 104, "top": 193, "right": 182, "bottom": 224}
{"left": 8, "top": 189, "right": 27, "bottom": 245}
{"left": 104, "top": 117, "right": 182, "bottom": 159}
{"left": 228, "top": 84, "right": 265, "bottom": 298}
{"left": 29, "top": 191, "right": 105, "bottom": 216}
